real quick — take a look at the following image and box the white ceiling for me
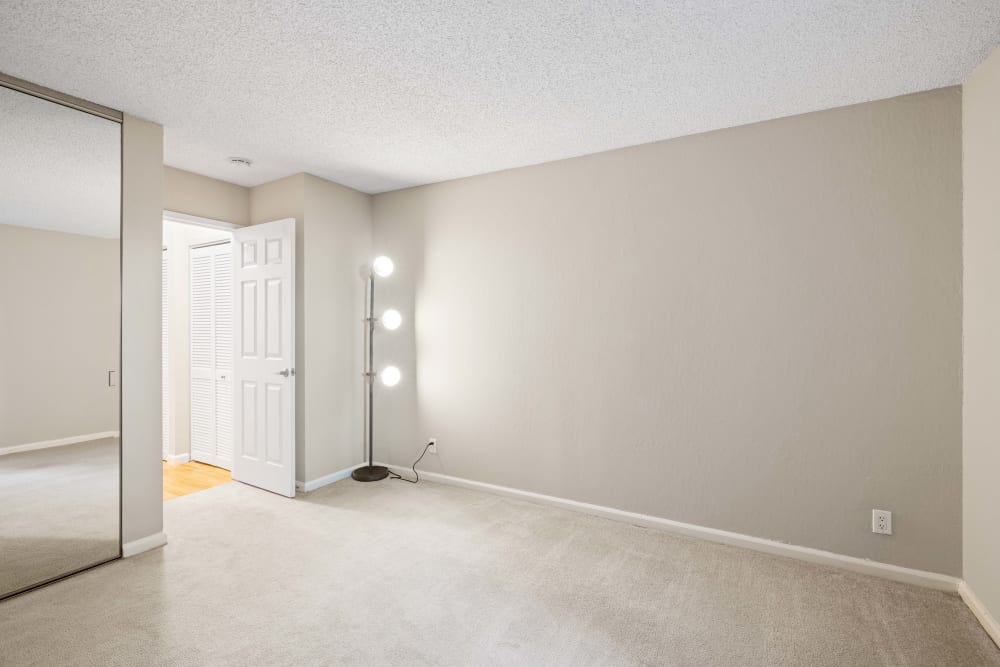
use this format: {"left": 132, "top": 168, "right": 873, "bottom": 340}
{"left": 0, "top": 86, "right": 120, "bottom": 238}
{"left": 1, "top": 1, "right": 999, "bottom": 194}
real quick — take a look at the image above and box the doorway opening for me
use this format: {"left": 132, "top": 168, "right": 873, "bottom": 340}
{"left": 161, "top": 211, "right": 237, "bottom": 501}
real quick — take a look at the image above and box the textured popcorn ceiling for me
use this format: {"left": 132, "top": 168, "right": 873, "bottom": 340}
{"left": 0, "top": 86, "right": 120, "bottom": 238}
{"left": 1, "top": 1, "right": 999, "bottom": 194}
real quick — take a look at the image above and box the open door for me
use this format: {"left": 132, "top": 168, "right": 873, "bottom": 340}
{"left": 231, "top": 218, "right": 296, "bottom": 497}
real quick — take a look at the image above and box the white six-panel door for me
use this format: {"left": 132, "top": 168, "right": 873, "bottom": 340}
{"left": 190, "top": 242, "right": 234, "bottom": 470}
{"left": 231, "top": 219, "right": 296, "bottom": 497}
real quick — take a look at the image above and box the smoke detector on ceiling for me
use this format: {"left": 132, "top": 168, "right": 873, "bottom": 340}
{"left": 228, "top": 157, "right": 253, "bottom": 167}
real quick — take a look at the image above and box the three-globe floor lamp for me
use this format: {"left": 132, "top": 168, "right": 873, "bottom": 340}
{"left": 352, "top": 255, "right": 402, "bottom": 482}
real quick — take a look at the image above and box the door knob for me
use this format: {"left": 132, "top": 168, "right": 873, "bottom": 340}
{"left": 277, "top": 368, "right": 295, "bottom": 377}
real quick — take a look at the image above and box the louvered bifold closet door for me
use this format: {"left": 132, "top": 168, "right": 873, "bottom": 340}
{"left": 190, "top": 246, "right": 216, "bottom": 466}
{"left": 189, "top": 242, "right": 234, "bottom": 470}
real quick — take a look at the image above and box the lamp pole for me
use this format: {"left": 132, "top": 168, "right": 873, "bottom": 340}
{"left": 352, "top": 265, "right": 390, "bottom": 482}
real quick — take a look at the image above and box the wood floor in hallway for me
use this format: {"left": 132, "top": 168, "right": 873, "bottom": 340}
{"left": 163, "top": 460, "right": 231, "bottom": 500}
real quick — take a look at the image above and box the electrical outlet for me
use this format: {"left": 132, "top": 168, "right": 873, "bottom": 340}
{"left": 872, "top": 509, "right": 892, "bottom": 535}
{"left": 427, "top": 438, "right": 437, "bottom": 455}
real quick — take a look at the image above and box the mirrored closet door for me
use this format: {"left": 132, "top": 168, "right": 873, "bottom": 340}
{"left": 0, "top": 76, "right": 122, "bottom": 599}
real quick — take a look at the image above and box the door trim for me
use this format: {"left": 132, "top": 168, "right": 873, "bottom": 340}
{"left": 164, "top": 210, "right": 241, "bottom": 232}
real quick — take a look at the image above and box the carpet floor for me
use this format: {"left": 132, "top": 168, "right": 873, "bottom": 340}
{"left": 0, "top": 477, "right": 997, "bottom": 666}
{"left": 0, "top": 438, "right": 119, "bottom": 596}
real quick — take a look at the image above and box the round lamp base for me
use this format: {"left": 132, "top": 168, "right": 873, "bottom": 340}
{"left": 351, "top": 465, "right": 389, "bottom": 482}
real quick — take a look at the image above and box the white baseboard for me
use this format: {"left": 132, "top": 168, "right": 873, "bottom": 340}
{"left": 0, "top": 431, "right": 119, "bottom": 456}
{"left": 164, "top": 452, "right": 190, "bottom": 465}
{"left": 296, "top": 462, "right": 366, "bottom": 492}
{"left": 122, "top": 532, "right": 168, "bottom": 558}
{"left": 376, "top": 462, "right": 959, "bottom": 593}
{"left": 960, "top": 581, "right": 1000, "bottom": 647}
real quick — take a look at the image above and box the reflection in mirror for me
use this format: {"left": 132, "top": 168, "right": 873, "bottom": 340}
{"left": 0, "top": 82, "right": 121, "bottom": 598}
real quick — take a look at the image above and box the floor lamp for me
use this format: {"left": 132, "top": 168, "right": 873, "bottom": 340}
{"left": 352, "top": 255, "right": 402, "bottom": 482}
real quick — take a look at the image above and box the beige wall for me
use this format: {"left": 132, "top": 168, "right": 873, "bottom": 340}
{"left": 963, "top": 45, "right": 1000, "bottom": 619}
{"left": 301, "top": 174, "right": 372, "bottom": 480}
{"left": 160, "top": 169, "right": 371, "bottom": 485}
{"left": 372, "top": 88, "right": 963, "bottom": 575}
{"left": 162, "top": 220, "right": 232, "bottom": 459}
{"left": 248, "top": 173, "right": 371, "bottom": 483}
{"left": 164, "top": 166, "right": 250, "bottom": 225}
{"left": 0, "top": 225, "right": 118, "bottom": 447}
{"left": 162, "top": 169, "right": 368, "bottom": 485}
{"left": 121, "top": 114, "right": 164, "bottom": 545}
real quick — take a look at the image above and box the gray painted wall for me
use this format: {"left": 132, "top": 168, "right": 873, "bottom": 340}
{"left": 0, "top": 225, "right": 119, "bottom": 447}
{"left": 121, "top": 114, "right": 164, "bottom": 545}
{"left": 372, "top": 88, "right": 963, "bottom": 575}
{"left": 301, "top": 174, "right": 371, "bottom": 481}
{"left": 164, "top": 166, "right": 250, "bottom": 225}
{"left": 963, "top": 44, "right": 1000, "bottom": 619}
{"left": 247, "top": 173, "right": 371, "bottom": 485}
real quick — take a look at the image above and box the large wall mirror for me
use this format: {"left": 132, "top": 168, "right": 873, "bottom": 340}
{"left": 0, "top": 77, "right": 122, "bottom": 599}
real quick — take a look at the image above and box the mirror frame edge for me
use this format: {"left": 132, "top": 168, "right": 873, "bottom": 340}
{"left": 0, "top": 71, "right": 125, "bottom": 601}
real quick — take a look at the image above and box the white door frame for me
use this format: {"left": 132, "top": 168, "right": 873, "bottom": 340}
{"left": 163, "top": 210, "right": 241, "bottom": 232}
{"left": 161, "top": 211, "right": 240, "bottom": 466}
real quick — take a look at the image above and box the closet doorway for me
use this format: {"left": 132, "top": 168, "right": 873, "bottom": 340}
{"left": 162, "top": 211, "right": 237, "bottom": 500}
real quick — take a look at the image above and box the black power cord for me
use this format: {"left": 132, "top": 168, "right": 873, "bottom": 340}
{"left": 388, "top": 441, "right": 434, "bottom": 484}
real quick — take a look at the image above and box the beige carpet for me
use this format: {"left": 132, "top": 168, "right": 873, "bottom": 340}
{"left": 0, "top": 438, "right": 119, "bottom": 596}
{"left": 0, "top": 477, "right": 997, "bottom": 666}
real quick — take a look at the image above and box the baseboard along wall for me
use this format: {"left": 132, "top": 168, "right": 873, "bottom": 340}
{"left": 361, "top": 462, "right": 957, "bottom": 593}
{"left": 295, "top": 462, "right": 366, "bottom": 492}
{"left": 122, "top": 531, "right": 168, "bottom": 558}
{"left": 164, "top": 453, "right": 190, "bottom": 465}
{"left": 0, "top": 431, "right": 119, "bottom": 456}
{"left": 259, "top": 458, "right": 1000, "bottom": 640}
{"left": 960, "top": 581, "right": 1000, "bottom": 648}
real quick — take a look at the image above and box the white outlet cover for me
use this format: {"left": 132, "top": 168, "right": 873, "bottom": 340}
{"left": 872, "top": 509, "right": 892, "bottom": 535}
